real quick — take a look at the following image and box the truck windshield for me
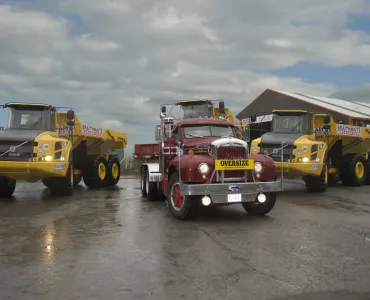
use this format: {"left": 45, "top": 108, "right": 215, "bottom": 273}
{"left": 181, "top": 103, "right": 212, "bottom": 119}
{"left": 183, "top": 125, "right": 235, "bottom": 138}
{"left": 7, "top": 107, "right": 53, "bottom": 131}
{"left": 272, "top": 113, "right": 309, "bottom": 133}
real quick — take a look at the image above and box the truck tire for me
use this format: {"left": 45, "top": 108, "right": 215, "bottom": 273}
{"left": 140, "top": 166, "right": 147, "bottom": 197}
{"left": 42, "top": 160, "right": 74, "bottom": 196}
{"left": 242, "top": 192, "right": 276, "bottom": 216}
{"left": 106, "top": 156, "right": 120, "bottom": 187}
{"left": 365, "top": 155, "right": 370, "bottom": 185}
{"left": 340, "top": 154, "right": 367, "bottom": 186}
{"left": 303, "top": 155, "right": 329, "bottom": 192}
{"left": 167, "top": 172, "right": 199, "bottom": 220}
{"left": 83, "top": 155, "right": 108, "bottom": 189}
{"left": 145, "top": 166, "right": 159, "bottom": 202}
{"left": 0, "top": 176, "right": 16, "bottom": 198}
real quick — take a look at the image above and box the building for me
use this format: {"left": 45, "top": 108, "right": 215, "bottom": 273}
{"left": 236, "top": 89, "right": 370, "bottom": 140}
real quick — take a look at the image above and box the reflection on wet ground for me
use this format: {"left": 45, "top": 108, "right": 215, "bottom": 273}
{"left": 0, "top": 175, "right": 370, "bottom": 300}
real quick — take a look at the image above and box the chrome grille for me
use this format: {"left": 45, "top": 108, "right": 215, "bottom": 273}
{"left": 217, "top": 145, "right": 247, "bottom": 178}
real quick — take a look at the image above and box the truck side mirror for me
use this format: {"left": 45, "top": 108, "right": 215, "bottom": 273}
{"left": 251, "top": 115, "right": 257, "bottom": 123}
{"left": 67, "top": 109, "right": 74, "bottom": 120}
{"left": 155, "top": 125, "right": 162, "bottom": 141}
{"left": 219, "top": 101, "right": 225, "bottom": 113}
{"left": 323, "top": 115, "right": 330, "bottom": 124}
{"left": 161, "top": 106, "right": 166, "bottom": 113}
{"left": 244, "top": 125, "right": 251, "bottom": 143}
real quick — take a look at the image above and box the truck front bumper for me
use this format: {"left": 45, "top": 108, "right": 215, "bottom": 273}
{"left": 0, "top": 161, "right": 69, "bottom": 181}
{"left": 180, "top": 179, "right": 282, "bottom": 204}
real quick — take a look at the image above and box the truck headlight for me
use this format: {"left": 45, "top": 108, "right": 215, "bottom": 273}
{"left": 44, "top": 155, "right": 53, "bottom": 161}
{"left": 198, "top": 162, "right": 209, "bottom": 174}
{"left": 254, "top": 162, "right": 263, "bottom": 173}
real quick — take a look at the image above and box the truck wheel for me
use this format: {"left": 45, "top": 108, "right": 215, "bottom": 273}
{"left": 304, "top": 161, "right": 328, "bottom": 192}
{"left": 340, "top": 154, "right": 367, "bottom": 186}
{"left": 167, "top": 172, "right": 199, "bottom": 220}
{"left": 106, "top": 156, "right": 120, "bottom": 186}
{"left": 242, "top": 192, "right": 276, "bottom": 216}
{"left": 145, "top": 167, "right": 159, "bottom": 202}
{"left": 42, "top": 160, "right": 74, "bottom": 196}
{"left": 83, "top": 155, "right": 108, "bottom": 189}
{"left": 141, "top": 166, "right": 147, "bottom": 197}
{"left": 0, "top": 176, "right": 16, "bottom": 198}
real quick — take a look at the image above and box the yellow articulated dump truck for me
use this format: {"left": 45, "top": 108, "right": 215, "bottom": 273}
{"left": 250, "top": 110, "right": 370, "bottom": 192}
{"left": 0, "top": 102, "right": 127, "bottom": 197}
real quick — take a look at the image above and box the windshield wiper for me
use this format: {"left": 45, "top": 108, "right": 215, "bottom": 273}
{"left": 186, "top": 133, "right": 204, "bottom": 138}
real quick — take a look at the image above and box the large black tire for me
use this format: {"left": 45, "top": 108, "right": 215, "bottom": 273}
{"left": 145, "top": 167, "right": 159, "bottom": 202}
{"left": 365, "top": 155, "right": 370, "bottom": 185}
{"left": 106, "top": 156, "right": 121, "bottom": 187}
{"left": 140, "top": 166, "right": 147, "bottom": 197}
{"left": 242, "top": 192, "right": 276, "bottom": 216}
{"left": 0, "top": 176, "right": 16, "bottom": 198}
{"left": 83, "top": 155, "right": 108, "bottom": 189}
{"left": 303, "top": 157, "right": 329, "bottom": 193}
{"left": 42, "top": 159, "right": 73, "bottom": 196}
{"left": 167, "top": 172, "right": 199, "bottom": 220}
{"left": 340, "top": 154, "right": 367, "bottom": 187}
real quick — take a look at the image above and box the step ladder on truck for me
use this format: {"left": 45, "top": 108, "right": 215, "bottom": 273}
{"left": 139, "top": 100, "right": 284, "bottom": 220}
{"left": 249, "top": 110, "right": 370, "bottom": 192}
{"left": 0, "top": 102, "right": 127, "bottom": 197}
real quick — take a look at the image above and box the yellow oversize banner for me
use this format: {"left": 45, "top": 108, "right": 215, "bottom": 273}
{"left": 215, "top": 159, "right": 254, "bottom": 171}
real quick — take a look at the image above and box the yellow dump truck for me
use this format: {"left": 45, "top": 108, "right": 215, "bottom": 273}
{"left": 0, "top": 102, "right": 127, "bottom": 197}
{"left": 250, "top": 110, "right": 370, "bottom": 192}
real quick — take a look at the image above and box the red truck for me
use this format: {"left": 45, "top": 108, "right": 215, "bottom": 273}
{"left": 140, "top": 101, "right": 284, "bottom": 220}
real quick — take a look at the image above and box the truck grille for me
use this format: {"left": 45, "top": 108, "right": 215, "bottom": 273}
{"left": 217, "top": 145, "right": 247, "bottom": 178}
{"left": 0, "top": 141, "right": 34, "bottom": 162}
{"left": 260, "top": 143, "right": 294, "bottom": 162}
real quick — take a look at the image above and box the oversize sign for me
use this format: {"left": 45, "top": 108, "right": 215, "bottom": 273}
{"left": 215, "top": 159, "right": 254, "bottom": 170}
{"left": 336, "top": 125, "right": 361, "bottom": 137}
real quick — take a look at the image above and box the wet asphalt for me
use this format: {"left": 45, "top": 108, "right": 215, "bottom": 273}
{"left": 0, "top": 174, "right": 370, "bottom": 300}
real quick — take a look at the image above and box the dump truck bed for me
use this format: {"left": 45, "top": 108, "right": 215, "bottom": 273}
{"left": 56, "top": 112, "right": 127, "bottom": 153}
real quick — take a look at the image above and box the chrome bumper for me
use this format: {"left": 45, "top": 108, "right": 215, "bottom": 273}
{"left": 180, "top": 179, "right": 282, "bottom": 204}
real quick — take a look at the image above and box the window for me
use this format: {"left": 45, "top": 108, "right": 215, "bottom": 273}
{"left": 272, "top": 114, "right": 309, "bottom": 133}
{"left": 182, "top": 125, "right": 235, "bottom": 138}
{"left": 7, "top": 107, "right": 53, "bottom": 130}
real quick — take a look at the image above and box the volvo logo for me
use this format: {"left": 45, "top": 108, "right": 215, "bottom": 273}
{"left": 9, "top": 146, "right": 16, "bottom": 153}
{"left": 272, "top": 148, "right": 279, "bottom": 154}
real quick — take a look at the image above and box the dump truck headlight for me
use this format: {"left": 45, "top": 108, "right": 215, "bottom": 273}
{"left": 198, "top": 162, "right": 209, "bottom": 174}
{"left": 254, "top": 162, "right": 263, "bottom": 173}
{"left": 302, "top": 157, "right": 309, "bottom": 163}
{"left": 44, "top": 155, "right": 53, "bottom": 161}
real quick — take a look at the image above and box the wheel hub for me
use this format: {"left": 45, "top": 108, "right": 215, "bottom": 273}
{"left": 355, "top": 161, "right": 364, "bottom": 178}
{"left": 171, "top": 183, "right": 184, "bottom": 211}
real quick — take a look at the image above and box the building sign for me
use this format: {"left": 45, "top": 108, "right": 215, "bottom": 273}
{"left": 336, "top": 124, "right": 362, "bottom": 137}
{"left": 242, "top": 114, "right": 273, "bottom": 125}
{"left": 82, "top": 124, "right": 103, "bottom": 137}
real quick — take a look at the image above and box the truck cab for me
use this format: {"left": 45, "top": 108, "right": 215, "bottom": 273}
{"left": 140, "top": 103, "right": 283, "bottom": 220}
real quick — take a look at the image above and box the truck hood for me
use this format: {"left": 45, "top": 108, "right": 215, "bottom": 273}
{"left": 260, "top": 132, "right": 305, "bottom": 146}
{"left": 0, "top": 129, "right": 45, "bottom": 142}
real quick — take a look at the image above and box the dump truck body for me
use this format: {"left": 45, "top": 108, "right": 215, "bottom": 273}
{"left": 0, "top": 102, "right": 127, "bottom": 197}
{"left": 250, "top": 110, "right": 370, "bottom": 192}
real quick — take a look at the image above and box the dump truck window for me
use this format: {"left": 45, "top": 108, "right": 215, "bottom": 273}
{"left": 272, "top": 114, "right": 308, "bottom": 133}
{"left": 7, "top": 107, "right": 53, "bottom": 130}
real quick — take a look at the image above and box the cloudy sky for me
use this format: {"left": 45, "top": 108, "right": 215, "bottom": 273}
{"left": 1, "top": 0, "right": 370, "bottom": 155}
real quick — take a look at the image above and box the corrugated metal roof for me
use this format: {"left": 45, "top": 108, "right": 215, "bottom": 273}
{"left": 275, "top": 90, "right": 370, "bottom": 119}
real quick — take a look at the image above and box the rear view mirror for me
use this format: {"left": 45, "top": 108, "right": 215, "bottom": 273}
{"left": 161, "top": 106, "right": 166, "bottom": 113}
{"left": 155, "top": 125, "right": 162, "bottom": 141}
{"left": 251, "top": 115, "right": 257, "bottom": 123}
{"left": 244, "top": 125, "right": 251, "bottom": 143}
{"left": 67, "top": 109, "right": 74, "bottom": 120}
{"left": 323, "top": 115, "right": 330, "bottom": 124}
{"left": 219, "top": 101, "right": 225, "bottom": 113}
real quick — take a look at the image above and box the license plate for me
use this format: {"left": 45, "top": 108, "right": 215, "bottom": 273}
{"left": 227, "top": 194, "right": 242, "bottom": 202}
{"left": 215, "top": 159, "right": 254, "bottom": 171}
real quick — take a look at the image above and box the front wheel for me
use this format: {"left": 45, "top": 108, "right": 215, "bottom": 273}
{"left": 242, "top": 192, "right": 276, "bottom": 216}
{"left": 0, "top": 176, "right": 16, "bottom": 198}
{"left": 167, "top": 172, "right": 199, "bottom": 220}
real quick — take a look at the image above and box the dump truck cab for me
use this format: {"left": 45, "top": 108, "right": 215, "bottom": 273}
{"left": 140, "top": 102, "right": 283, "bottom": 220}
{"left": 250, "top": 110, "right": 370, "bottom": 192}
